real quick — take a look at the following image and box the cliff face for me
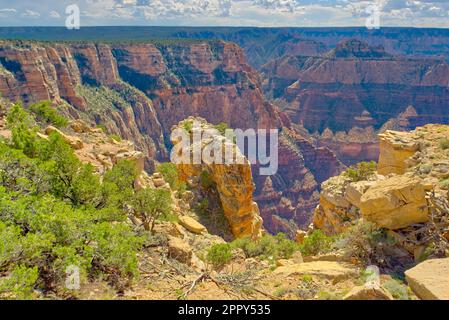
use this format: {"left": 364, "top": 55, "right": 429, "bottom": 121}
{"left": 0, "top": 40, "right": 279, "bottom": 165}
{"left": 262, "top": 40, "right": 449, "bottom": 166}
{"left": 263, "top": 40, "right": 449, "bottom": 133}
{"left": 0, "top": 40, "right": 342, "bottom": 236}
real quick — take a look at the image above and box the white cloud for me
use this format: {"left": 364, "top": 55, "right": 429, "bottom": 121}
{"left": 21, "top": 9, "right": 40, "bottom": 18}
{"left": 0, "top": 8, "right": 16, "bottom": 13}
{"left": 49, "top": 10, "right": 61, "bottom": 18}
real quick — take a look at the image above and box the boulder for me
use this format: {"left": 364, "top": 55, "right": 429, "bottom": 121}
{"left": 343, "top": 285, "right": 394, "bottom": 300}
{"left": 320, "top": 175, "right": 352, "bottom": 208}
{"left": 405, "top": 258, "right": 449, "bottom": 300}
{"left": 113, "top": 151, "right": 145, "bottom": 175}
{"left": 345, "top": 180, "right": 375, "bottom": 207}
{"left": 70, "top": 119, "right": 91, "bottom": 133}
{"left": 178, "top": 216, "right": 207, "bottom": 234}
{"left": 274, "top": 261, "right": 358, "bottom": 281}
{"left": 168, "top": 237, "right": 192, "bottom": 264}
{"left": 359, "top": 176, "right": 429, "bottom": 229}
{"left": 45, "top": 126, "right": 84, "bottom": 150}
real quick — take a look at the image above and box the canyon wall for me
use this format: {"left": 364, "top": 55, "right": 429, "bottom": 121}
{"left": 0, "top": 39, "right": 340, "bottom": 236}
{"left": 262, "top": 39, "right": 449, "bottom": 165}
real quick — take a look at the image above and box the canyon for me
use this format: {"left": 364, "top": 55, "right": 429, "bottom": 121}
{"left": 0, "top": 28, "right": 448, "bottom": 236}
{"left": 0, "top": 39, "right": 339, "bottom": 236}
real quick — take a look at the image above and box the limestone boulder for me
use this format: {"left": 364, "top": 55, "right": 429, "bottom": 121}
{"left": 45, "top": 126, "right": 84, "bottom": 150}
{"left": 113, "top": 150, "right": 145, "bottom": 175}
{"left": 405, "top": 258, "right": 449, "bottom": 300}
{"left": 343, "top": 285, "right": 394, "bottom": 300}
{"left": 345, "top": 180, "right": 376, "bottom": 207}
{"left": 320, "top": 175, "right": 352, "bottom": 208}
{"left": 179, "top": 216, "right": 207, "bottom": 234}
{"left": 153, "top": 178, "right": 166, "bottom": 188}
{"left": 70, "top": 119, "right": 91, "bottom": 133}
{"left": 359, "top": 176, "right": 429, "bottom": 229}
{"left": 168, "top": 237, "right": 192, "bottom": 264}
{"left": 295, "top": 230, "right": 307, "bottom": 244}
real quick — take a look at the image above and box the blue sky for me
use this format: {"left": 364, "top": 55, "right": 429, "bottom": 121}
{"left": 0, "top": 0, "right": 448, "bottom": 27}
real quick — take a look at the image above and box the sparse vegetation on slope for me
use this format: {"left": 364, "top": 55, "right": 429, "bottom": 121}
{"left": 0, "top": 103, "right": 176, "bottom": 299}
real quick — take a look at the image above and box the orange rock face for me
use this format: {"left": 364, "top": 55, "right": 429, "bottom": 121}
{"left": 172, "top": 118, "right": 263, "bottom": 239}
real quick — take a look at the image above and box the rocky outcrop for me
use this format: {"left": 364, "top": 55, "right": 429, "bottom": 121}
{"left": 178, "top": 216, "right": 207, "bottom": 235}
{"left": 172, "top": 118, "right": 263, "bottom": 239}
{"left": 377, "top": 130, "right": 421, "bottom": 175}
{"left": 0, "top": 40, "right": 348, "bottom": 236}
{"left": 405, "top": 258, "right": 449, "bottom": 300}
{"left": 314, "top": 124, "right": 449, "bottom": 270}
{"left": 359, "top": 176, "right": 429, "bottom": 230}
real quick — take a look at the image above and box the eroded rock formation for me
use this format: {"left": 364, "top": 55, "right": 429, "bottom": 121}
{"left": 172, "top": 118, "right": 263, "bottom": 239}
{"left": 314, "top": 124, "right": 449, "bottom": 253}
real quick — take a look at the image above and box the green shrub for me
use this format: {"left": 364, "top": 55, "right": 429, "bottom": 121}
{"left": 0, "top": 265, "right": 39, "bottom": 300}
{"left": 383, "top": 279, "right": 411, "bottom": 300}
{"left": 440, "top": 179, "right": 449, "bottom": 189}
{"left": 132, "top": 188, "right": 173, "bottom": 232}
{"left": 299, "top": 230, "right": 334, "bottom": 256}
{"left": 439, "top": 138, "right": 449, "bottom": 150}
{"left": 200, "top": 170, "right": 215, "bottom": 189}
{"left": 109, "top": 134, "right": 122, "bottom": 142}
{"left": 214, "top": 122, "right": 229, "bottom": 136}
{"left": 96, "top": 124, "right": 107, "bottom": 133}
{"left": 207, "top": 243, "right": 233, "bottom": 268}
{"left": 29, "top": 101, "right": 68, "bottom": 128}
{"left": 6, "top": 103, "right": 41, "bottom": 158}
{"left": 0, "top": 105, "right": 146, "bottom": 296}
{"left": 231, "top": 233, "right": 299, "bottom": 260}
{"left": 336, "top": 222, "right": 398, "bottom": 269}
{"left": 183, "top": 120, "right": 193, "bottom": 132}
{"left": 344, "top": 161, "right": 377, "bottom": 182}
{"left": 156, "top": 162, "right": 186, "bottom": 191}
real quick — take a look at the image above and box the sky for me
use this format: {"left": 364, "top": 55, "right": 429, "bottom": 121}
{"left": 0, "top": 0, "right": 448, "bottom": 28}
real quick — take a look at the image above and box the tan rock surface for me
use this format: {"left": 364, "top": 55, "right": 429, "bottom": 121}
{"left": 359, "top": 175, "right": 429, "bottom": 229}
{"left": 343, "top": 285, "right": 394, "bottom": 300}
{"left": 378, "top": 130, "right": 420, "bottom": 175}
{"left": 179, "top": 216, "right": 208, "bottom": 234}
{"left": 274, "top": 261, "right": 358, "bottom": 281}
{"left": 405, "top": 258, "right": 449, "bottom": 300}
{"left": 168, "top": 237, "right": 193, "bottom": 264}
